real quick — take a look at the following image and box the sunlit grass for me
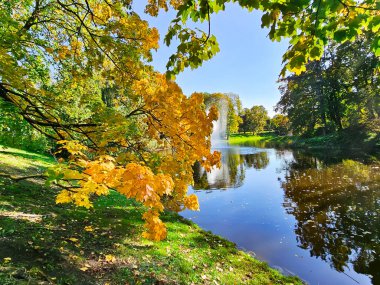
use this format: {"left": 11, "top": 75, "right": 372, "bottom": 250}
{"left": 229, "top": 133, "right": 290, "bottom": 147}
{"left": 0, "top": 145, "right": 55, "bottom": 171}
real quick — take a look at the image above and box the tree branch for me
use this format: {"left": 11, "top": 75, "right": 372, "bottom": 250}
{"left": 0, "top": 173, "right": 46, "bottom": 182}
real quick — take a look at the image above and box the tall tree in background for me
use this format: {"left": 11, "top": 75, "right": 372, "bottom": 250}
{"left": 239, "top": 106, "right": 268, "bottom": 135}
{"left": 225, "top": 93, "right": 243, "bottom": 137}
{"left": 271, "top": 114, "right": 291, "bottom": 136}
{"left": 276, "top": 35, "right": 379, "bottom": 137}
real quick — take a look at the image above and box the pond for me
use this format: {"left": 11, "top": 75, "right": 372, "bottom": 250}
{"left": 181, "top": 142, "right": 380, "bottom": 285}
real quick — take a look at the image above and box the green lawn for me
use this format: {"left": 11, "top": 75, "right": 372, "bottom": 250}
{"left": 0, "top": 146, "right": 302, "bottom": 284}
{"left": 229, "top": 133, "right": 293, "bottom": 147}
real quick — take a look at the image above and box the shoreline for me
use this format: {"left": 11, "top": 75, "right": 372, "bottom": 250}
{"left": 229, "top": 132, "right": 380, "bottom": 157}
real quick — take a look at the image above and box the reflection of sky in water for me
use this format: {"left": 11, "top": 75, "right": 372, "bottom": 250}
{"left": 183, "top": 144, "right": 380, "bottom": 285}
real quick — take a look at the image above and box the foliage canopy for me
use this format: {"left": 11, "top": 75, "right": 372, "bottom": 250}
{"left": 152, "top": 0, "right": 380, "bottom": 77}
{"left": 276, "top": 35, "right": 379, "bottom": 136}
{"left": 0, "top": 0, "right": 221, "bottom": 240}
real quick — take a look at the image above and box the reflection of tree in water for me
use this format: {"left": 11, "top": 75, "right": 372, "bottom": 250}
{"left": 243, "top": 151, "right": 269, "bottom": 170}
{"left": 193, "top": 150, "right": 269, "bottom": 190}
{"left": 281, "top": 156, "right": 380, "bottom": 284}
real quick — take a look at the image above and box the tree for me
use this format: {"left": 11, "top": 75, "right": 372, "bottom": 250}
{"left": 0, "top": 0, "right": 221, "bottom": 241}
{"left": 276, "top": 35, "right": 379, "bottom": 136}
{"left": 225, "top": 93, "right": 243, "bottom": 137}
{"left": 0, "top": 99, "right": 52, "bottom": 152}
{"left": 239, "top": 106, "right": 268, "bottom": 135}
{"left": 271, "top": 114, "right": 290, "bottom": 136}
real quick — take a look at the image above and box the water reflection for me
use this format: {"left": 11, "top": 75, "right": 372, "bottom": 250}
{"left": 188, "top": 144, "right": 380, "bottom": 284}
{"left": 281, "top": 156, "right": 380, "bottom": 284}
{"left": 193, "top": 146, "right": 269, "bottom": 189}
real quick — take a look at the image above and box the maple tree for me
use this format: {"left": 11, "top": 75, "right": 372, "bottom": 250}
{"left": 0, "top": 0, "right": 378, "bottom": 240}
{"left": 0, "top": 0, "right": 220, "bottom": 241}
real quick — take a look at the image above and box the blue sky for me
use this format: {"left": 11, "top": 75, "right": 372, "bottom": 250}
{"left": 136, "top": 3, "right": 289, "bottom": 117}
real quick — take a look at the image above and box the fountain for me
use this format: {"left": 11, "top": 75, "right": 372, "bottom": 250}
{"left": 210, "top": 97, "right": 228, "bottom": 143}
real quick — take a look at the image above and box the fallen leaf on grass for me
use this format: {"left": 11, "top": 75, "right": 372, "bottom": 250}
{"left": 105, "top": 254, "right": 116, "bottom": 263}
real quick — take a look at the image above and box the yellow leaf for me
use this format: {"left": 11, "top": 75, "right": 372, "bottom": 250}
{"left": 69, "top": 237, "right": 78, "bottom": 242}
{"left": 56, "top": 190, "right": 72, "bottom": 204}
{"left": 105, "top": 254, "right": 116, "bottom": 262}
{"left": 84, "top": 226, "right": 94, "bottom": 232}
{"left": 3, "top": 257, "right": 11, "bottom": 263}
{"left": 184, "top": 194, "right": 200, "bottom": 211}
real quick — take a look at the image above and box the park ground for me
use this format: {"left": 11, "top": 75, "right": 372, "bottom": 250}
{"left": 0, "top": 145, "right": 302, "bottom": 285}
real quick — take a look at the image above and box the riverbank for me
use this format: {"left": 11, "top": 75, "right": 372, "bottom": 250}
{"left": 0, "top": 146, "right": 302, "bottom": 285}
{"left": 230, "top": 131, "right": 380, "bottom": 153}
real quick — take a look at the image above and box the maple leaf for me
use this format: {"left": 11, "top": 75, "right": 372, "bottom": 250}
{"left": 105, "top": 254, "right": 116, "bottom": 263}
{"left": 84, "top": 226, "right": 94, "bottom": 232}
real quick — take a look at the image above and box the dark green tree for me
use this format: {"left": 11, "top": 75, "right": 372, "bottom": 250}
{"left": 276, "top": 35, "right": 379, "bottom": 136}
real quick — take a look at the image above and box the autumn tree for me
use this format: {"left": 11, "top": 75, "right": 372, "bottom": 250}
{"left": 0, "top": 0, "right": 221, "bottom": 241}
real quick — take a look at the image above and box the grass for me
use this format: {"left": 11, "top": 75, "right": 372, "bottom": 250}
{"left": 0, "top": 146, "right": 302, "bottom": 284}
{"left": 229, "top": 133, "right": 293, "bottom": 148}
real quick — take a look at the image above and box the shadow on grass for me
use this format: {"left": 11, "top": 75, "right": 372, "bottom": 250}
{"left": 0, "top": 178, "right": 148, "bottom": 284}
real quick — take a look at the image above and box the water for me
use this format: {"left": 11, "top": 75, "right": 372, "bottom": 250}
{"left": 181, "top": 143, "right": 380, "bottom": 285}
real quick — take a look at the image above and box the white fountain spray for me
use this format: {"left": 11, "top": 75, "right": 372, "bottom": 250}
{"left": 210, "top": 97, "right": 228, "bottom": 143}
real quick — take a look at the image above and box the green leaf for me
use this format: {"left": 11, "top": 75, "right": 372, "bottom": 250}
{"left": 310, "top": 46, "right": 322, "bottom": 59}
{"left": 333, "top": 29, "right": 348, "bottom": 42}
{"left": 261, "top": 13, "right": 271, "bottom": 28}
{"left": 375, "top": 48, "right": 380, "bottom": 57}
